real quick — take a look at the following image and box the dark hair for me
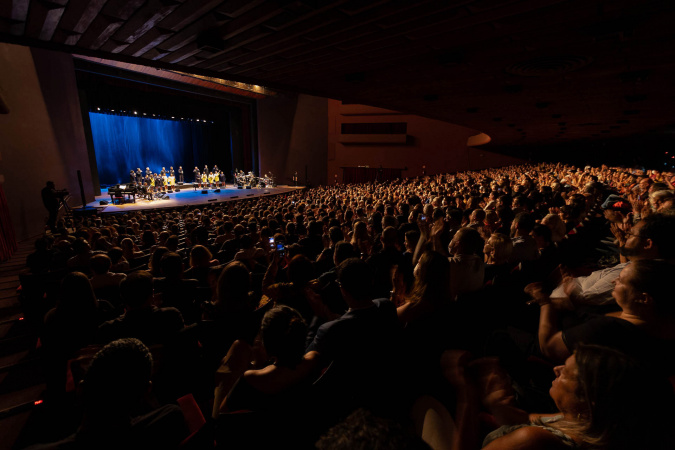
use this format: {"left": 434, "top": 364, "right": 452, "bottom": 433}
{"left": 328, "top": 226, "right": 343, "bottom": 245}
{"left": 120, "top": 271, "right": 153, "bottom": 308}
{"left": 638, "top": 213, "right": 675, "bottom": 259}
{"left": 410, "top": 251, "right": 451, "bottom": 306}
{"left": 216, "top": 261, "right": 252, "bottom": 311}
{"left": 260, "top": 305, "right": 307, "bottom": 368}
{"left": 571, "top": 345, "right": 675, "bottom": 450}
{"left": 90, "top": 253, "right": 112, "bottom": 275}
{"left": 513, "top": 211, "right": 535, "bottom": 233}
{"left": 160, "top": 252, "right": 183, "bottom": 278}
{"left": 629, "top": 259, "right": 675, "bottom": 315}
{"left": 59, "top": 272, "right": 97, "bottom": 313}
{"left": 316, "top": 408, "right": 430, "bottom": 450}
{"left": 287, "top": 254, "right": 314, "bottom": 287}
{"left": 338, "top": 258, "right": 372, "bottom": 301}
{"left": 84, "top": 338, "right": 152, "bottom": 413}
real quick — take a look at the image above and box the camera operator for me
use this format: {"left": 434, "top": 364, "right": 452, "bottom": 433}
{"left": 41, "top": 181, "right": 67, "bottom": 233}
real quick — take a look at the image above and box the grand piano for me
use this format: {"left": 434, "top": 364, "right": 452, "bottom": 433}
{"left": 109, "top": 185, "right": 137, "bottom": 204}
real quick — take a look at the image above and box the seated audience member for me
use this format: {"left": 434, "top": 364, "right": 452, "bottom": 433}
{"left": 367, "top": 226, "right": 404, "bottom": 298}
{"left": 66, "top": 238, "right": 93, "bottom": 274}
{"left": 183, "top": 245, "right": 216, "bottom": 287}
{"left": 147, "top": 246, "right": 169, "bottom": 278}
{"left": 509, "top": 212, "right": 538, "bottom": 264}
{"left": 397, "top": 251, "right": 451, "bottom": 325}
{"left": 26, "top": 237, "right": 54, "bottom": 274}
{"left": 541, "top": 213, "right": 567, "bottom": 244}
{"left": 107, "top": 247, "right": 129, "bottom": 272}
{"left": 429, "top": 345, "right": 675, "bottom": 450}
{"left": 42, "top": 272, "right": 115, "bottom": 397}
{"left": 544, "top": 213, "right": 675, "bottom": 308}
{"left": 214, "top": 306, "right": 319, "bottom": 447}
{"left": 89, "top": 254, "right": 126, "bottom": 291}
{"left": 200, "top": 261, "right": 260, "bottom": 369}
{"left": 306, "top": 258, "right": 400, "bottom": 419}
{"left": 153, "top": 252, "right": 199, "bottom": 323}
{"left": 120, "top": 237, "right": 144, "bottom": 264}
{"left": 233, "top": 234, "right": 266, "bottom": 270}
{"left": 447, "top": 227, "right": 485, "bottom": 300}
{"left": 97, "top": 271, "right": 184, "bottom": 345}
{"left": 483, "top": 233, "right": 513, "bottom": 285}
{"left": 530, "top": 259, "right": 675, "bottom": 368}
{"left": 262, "top": 253, "right": 316, "bottom": 322}
{"left": 27, "top": 338, "right": 189, "bottom": 449}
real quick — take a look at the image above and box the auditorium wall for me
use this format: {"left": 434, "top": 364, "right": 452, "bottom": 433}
{"left": 0, "top": 44, "right": 94, "bottom": 240}
{"left": 257, "top": 93, "right": 328, "bottom": 187}
{"left": 327, "top": 101, "right": 525, "bottom": 183}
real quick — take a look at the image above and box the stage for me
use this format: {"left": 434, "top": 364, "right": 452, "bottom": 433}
{"left": 87, "top": 184, "right": 305, "bottom": 213}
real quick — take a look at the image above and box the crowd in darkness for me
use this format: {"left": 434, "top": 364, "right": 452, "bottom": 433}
{"left": 22, "top": 163, "right": 675, "bottom": 449}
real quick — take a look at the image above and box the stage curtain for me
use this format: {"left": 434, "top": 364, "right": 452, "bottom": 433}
{"left": 89, "top": 113, "right": 230, "bottom": 186}
{"left": 0, "top": 184, "right": 18, "bottom": 262}
{"left": 342, "top": 167, "right": 402, "bottom": 183}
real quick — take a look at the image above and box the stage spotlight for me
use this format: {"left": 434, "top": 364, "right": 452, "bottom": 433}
{"left": 97, "top": 107, "right": 100, "bottom": 111}
{"left": 134, "top": 111, "right": 137, "bottom": 115}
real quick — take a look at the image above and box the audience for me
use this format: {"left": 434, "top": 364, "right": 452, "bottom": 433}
{"left": 19, "top": 162, "right": 675, "bottom": 449}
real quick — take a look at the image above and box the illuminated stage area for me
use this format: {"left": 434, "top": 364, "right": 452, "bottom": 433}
{"left": 88, "top": 185, "right": 304, "bottom": 213}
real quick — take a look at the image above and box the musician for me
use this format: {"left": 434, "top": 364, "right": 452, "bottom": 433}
{"left": 204, "top": 165, "right": 209, "bottom": 176}
{"left": 220, "top": 170, "right": 225, "bottom": 187}
{"left": 214, "top": 170, "right": 220, "bottom": 188}
{"left": 178, "top": 166, "right": 184, "bottom": 183}
{"left": 213, "top": 165, "right": 219, "bottom": 174}
{"left": 207, "top": 171, "right": 214, "bottom": 188}
{"left": 130, "top": 170, "right": 136, "bottom": 184}
{"left": 162, "top": 173, "right": 168, "bottom": 192}
{"left": 160, "top": 167, "right": 166, "bottom": 177}
{"left": 137, "top": 168, "right": 143, "bottom": 181}
{"left": 169, "top": 174, "right": 175, "bottom": 188}
{"left": 169, "top": 166, "right": 175, "bottom": 177}
{"left": 193, "top": 167, "right": 200, "bottom": 185}
{"left": 146, "top": 167, "right": 151, "bottom": 177}
{"left": 293, "top": 171, "right": 298, "bottom": 186}
{"left": 201, "top": 171, "right": 208, "bottom": 188}
{"left": 149, "top": 173, "right": 155, "bottom": 193}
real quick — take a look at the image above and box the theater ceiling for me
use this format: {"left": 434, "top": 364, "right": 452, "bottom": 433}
{"left": 2, "top": 0, "right": 675, "bottom": 148}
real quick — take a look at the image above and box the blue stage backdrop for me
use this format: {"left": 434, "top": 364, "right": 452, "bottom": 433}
{"left": 89, "top": 112, "right": 230, "bottom": 186}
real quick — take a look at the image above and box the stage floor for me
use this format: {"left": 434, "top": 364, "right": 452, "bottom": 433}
{"left": 88, "top": 185, "right": 305, "bottom": 213}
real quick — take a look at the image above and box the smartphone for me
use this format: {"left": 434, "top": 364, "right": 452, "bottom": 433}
{"left": 421, "top": 214, "right": 427, "bottom": 221}
{"left": 268, "top": 237, "right": 275, "bottom": 251}
{"left": 276, "top": 242, "right": 285, "bottom": 256}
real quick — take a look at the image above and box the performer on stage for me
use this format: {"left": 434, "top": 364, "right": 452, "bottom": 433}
{"left": 162, "top": 173, "right": 168, "bottom": 192}
{"left": 214, "top": 170, "right": 220, "bottom": 188}
{"left": 178, "top": 166, "right": 184, "bottom": 183}
{"left": 137, "top": 168, "right": 143, "bottom": 182}
{"left": 149, "top": 173, "right": 156, "bottom": 193}
{"left": 146, "top": 167, "right": 151, "bottom": 177}
{"left": 207, "top": 171, "right": 214, "bottom": 188}
{"left": 204, "top": 165, "right": 209, "bottom": 175}
{"left": 193, "top": 167, "right": 200, "bottom": 185}
{"left": 130, "top": 170, "right": 136, "bottom": 184}
{"left": 168, "top": 174, "right": 175, "bottom": 188}
{"left": 170, "top": 166, "right": 175, "bottom": 177}
{"left": 160, "top": 167, "right": 166, "bottom": 177}
{"left": 201, "top": 171, "right": 208, "bottom": 189}
{"left": 219, "top": 170, "right": 225, "bottom": 187}
{"left": 213, "top": 165, "right": 219, "bottom": 174}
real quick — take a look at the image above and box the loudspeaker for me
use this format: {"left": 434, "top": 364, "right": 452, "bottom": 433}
{"left": 167, "top": 189, "right": 173, "bottom": 193}
{"left": 237, "top": 186, "right": 243, "bottom": 189}
{"left": 99, "top": 200, "right": 109, "bottom": 205}
{"left": 214, "top": 189, "right": 221, "bottom": 193}
{"left": 201, "top": 190, "right": 208, "bottom": 194}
